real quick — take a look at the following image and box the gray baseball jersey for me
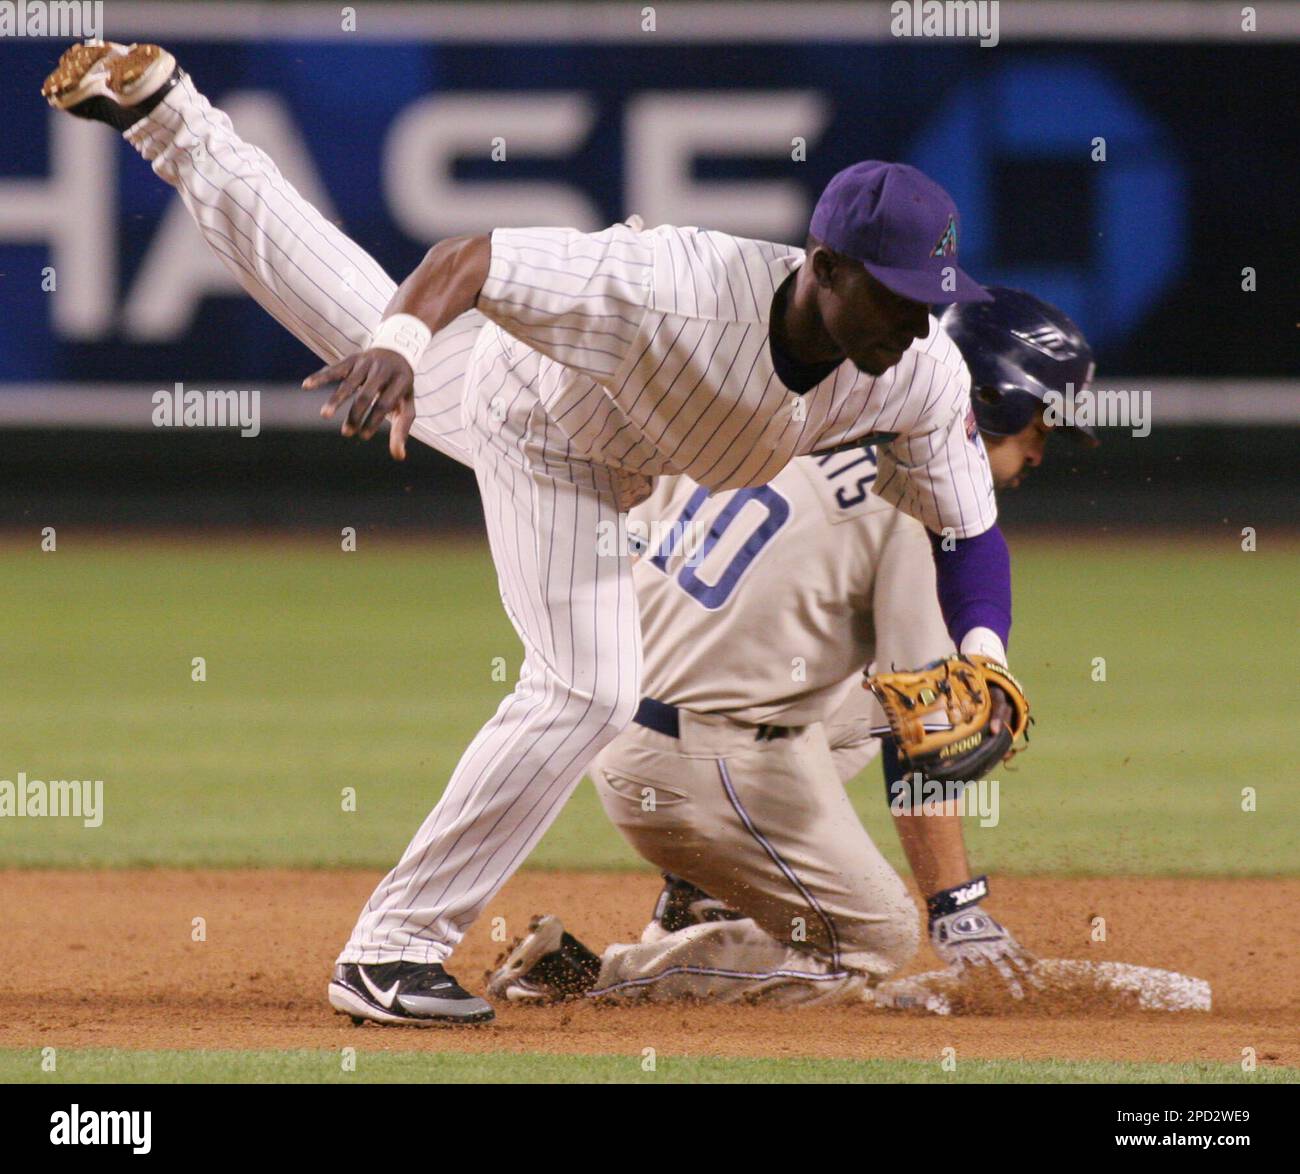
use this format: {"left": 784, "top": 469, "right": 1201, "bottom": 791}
{"left": 632, "top": 450, "right": 899, "bottom": 726}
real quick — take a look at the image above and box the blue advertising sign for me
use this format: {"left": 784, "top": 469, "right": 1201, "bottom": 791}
{"left": 0, "top": 6, "right": 1294, "bottom": 388}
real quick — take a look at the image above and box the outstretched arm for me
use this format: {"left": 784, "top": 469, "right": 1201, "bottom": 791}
{"left": 929, "top": 525, "right": 1011, "bottom": 663}
{"left": 890, "top": 785, "right": 973, "bottom": 896}
{"left": 303, "top": 234, "right": 491, "bottom": 458}
{"left": 306, "top": 221, "right": 656, "bottom": 458}
{"left": 883, "top": 739, "right": 1034, "bottom": 993}
{"left": 384, "top": 234, "right": 492, "bottom": 338}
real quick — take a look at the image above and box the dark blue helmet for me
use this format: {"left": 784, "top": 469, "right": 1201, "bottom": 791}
{"left": 939, "top": 288, "right": 1097, "bottom": 445}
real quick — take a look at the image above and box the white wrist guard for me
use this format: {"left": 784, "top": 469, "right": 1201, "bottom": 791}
{"left": 369, "top": 313, "right": 431, "bottom": 371}
{"left": 960, "top": 626, "right": 1007, "bottom": 666}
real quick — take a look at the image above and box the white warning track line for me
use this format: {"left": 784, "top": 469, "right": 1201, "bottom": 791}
{"left": 0, "top": 385, "right": 331, "bottom": 430}
{"left": 1146, "top": 380, "right": 1300, "bottom": 424}
{"left": 100, "top": 1, "right": 1300, "bottom": 44}
{"left": 0, "top": 381, "right": 1294, "bottom": 430}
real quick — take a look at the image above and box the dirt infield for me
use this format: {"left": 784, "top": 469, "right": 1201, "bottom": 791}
{"left": 0, "top": 870, "right": 1295, "bottom": 1068}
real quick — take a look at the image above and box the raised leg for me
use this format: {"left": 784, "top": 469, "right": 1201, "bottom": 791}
{"left": 124, "top": 72, "right": 476, "bottom": 464}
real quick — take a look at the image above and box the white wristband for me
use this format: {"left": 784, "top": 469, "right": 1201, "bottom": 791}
{"left": 960, "top": 626, "right": 1007, "bottom": 666}
{"left": 369, "top": 313, "right": 432, "bottom": 370}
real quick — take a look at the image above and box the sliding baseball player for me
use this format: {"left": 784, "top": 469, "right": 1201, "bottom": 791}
{"left": 45, "top": 41, "right": 1025, "bottom": 1026}
{"left": 487, "top": 289, "right": 1096, "bottom": 1006}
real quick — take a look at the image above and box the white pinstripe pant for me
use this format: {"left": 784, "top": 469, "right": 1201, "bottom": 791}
{"left": 344, "top": 331, "right": 642, "bottom": 961}
{"left": 130, "top": 80, "right": 643, "bottom": 965}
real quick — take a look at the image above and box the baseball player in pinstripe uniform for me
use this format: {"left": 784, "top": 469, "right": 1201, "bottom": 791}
{"left": 484, "top": 290, "right": 1096, "bottom": 1007}
{"left": 46, "top": 42, "right": 1023, "bottom": 1026}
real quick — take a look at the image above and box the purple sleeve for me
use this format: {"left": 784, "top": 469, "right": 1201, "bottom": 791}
{"left": 928, "top": 524, "right": 1012, "bottom": 650}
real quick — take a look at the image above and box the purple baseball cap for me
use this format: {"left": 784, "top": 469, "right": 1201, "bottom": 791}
{"left": 810, "top": 161, "right": 991, "bottom": 304}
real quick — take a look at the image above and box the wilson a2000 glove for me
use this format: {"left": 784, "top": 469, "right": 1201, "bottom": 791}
{"left": 864, "top": 654, "right": 1030, "bottom": 784}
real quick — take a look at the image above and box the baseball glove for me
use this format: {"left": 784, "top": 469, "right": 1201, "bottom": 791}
{"left": 865, "top": 655, "right": 1030, "bottom": 783}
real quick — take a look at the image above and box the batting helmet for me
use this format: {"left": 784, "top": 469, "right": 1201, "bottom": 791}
{"left": 939, "top": 288, "right": 1097, "bottom": 444}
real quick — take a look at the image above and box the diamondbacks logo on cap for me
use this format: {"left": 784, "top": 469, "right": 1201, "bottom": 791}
{"left": 932, "top": 214, "right": 958, "bottom": 258}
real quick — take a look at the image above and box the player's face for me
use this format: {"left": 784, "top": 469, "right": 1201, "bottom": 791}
{"left": 984, "top": 409, "right": 1052, "bottom": 489}
{"left": 815, "top": 254, "right": 932, "bottom": 376}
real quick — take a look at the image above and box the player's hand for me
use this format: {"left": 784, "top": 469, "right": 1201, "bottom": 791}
{"left": 988, "top": 683, "right": 1013, "bottom": 737}
{"left": 930, "top": 907, "right": 1038, "bottom": 998}
{"left": 303, "top": 347, "right": 416, "bottom": 459}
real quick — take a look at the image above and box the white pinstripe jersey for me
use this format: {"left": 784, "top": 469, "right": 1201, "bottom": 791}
{"left": 475, "top": 222, "right": 997, "bottom": 536}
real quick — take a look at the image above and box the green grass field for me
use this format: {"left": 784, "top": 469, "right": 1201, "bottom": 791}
{"left": 2, "top": 1048, "right": 1293, "bottom": 1085}
{"left": 2, "top": 534, "right": 1294, "bottom": 874}
{"left": 2, "top": 534, "right": 1295, "bottom": 1085}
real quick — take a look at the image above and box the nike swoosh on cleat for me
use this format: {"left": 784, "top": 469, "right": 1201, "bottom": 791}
{"left": 357, "top": 968, "right": 401, "bottom": 1009}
